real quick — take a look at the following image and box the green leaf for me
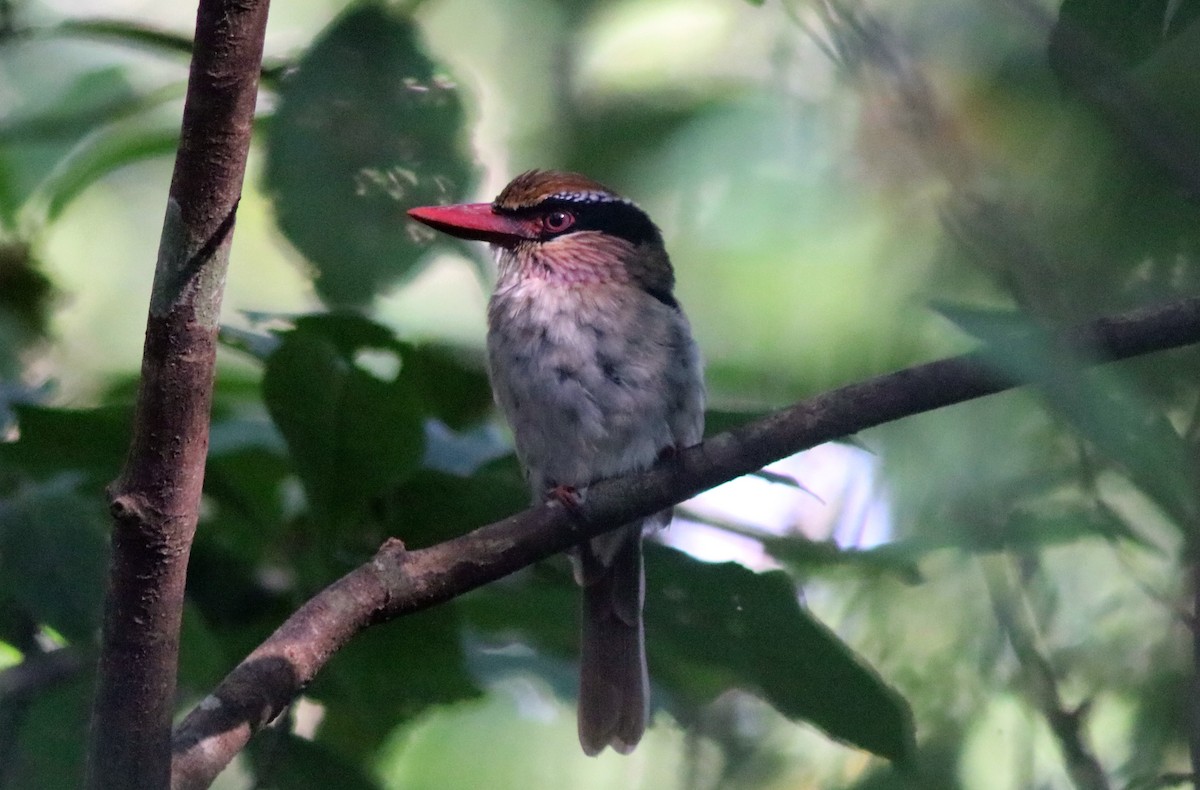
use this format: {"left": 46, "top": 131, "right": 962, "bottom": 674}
{"left": 458, "top": 565, "right": 578, "bottom": 662}
{"left": 0, "top": 242, "right": 54, "bottom": 375}
{"left": 264, "top": 4, "right": 476, "bottom": 307}
{"left": 0, "top": 64, "right": 172, "bottom": 222}
{"left": 204, "top": 413, "right": 290, "bottom": 554}
{"left": 177, "top": 601, "right": 229, "bottom": 691}
{"left": 35, "top": 121, "right": 181, "bottom": 222}
{"left": 565, "top": 99, "right": 716, "bottom": 182}
{"left": 850, "top": 504, "right": 1150, "bottom": 566}
{"left": 183, "top": 540, "right": 293, "bottom": 666}
{"left": 258, "top": 314, "right": 498, "bottom": 531}
{"left": 4, "top": 667, "right": 92, "bottom": 788}
{"left": 463, "top": 544, "right": 914, "bottom": 763}
{"left": 929, "top": 301, "right": 1027, "bottom": 344}
{"left": 1122, "top": 666, "right": 1187, "bottom": 781}
{"left": 310, "top": 607, "right": 480, "bottom": 760}
{"left": 0, "top": 482, "right": 109, "bottom": 642}
{"left": 1051, "top": 0, "right": 1200, "bottom": 73}
{"left": 0, "top": 66, "right": 143, "bottom": 145}
{"left": 247, "top": 731, "right": 382, "bottom": 790}
{"left": 401, "top": 344, "right": 493, "bottom": 430}
{"left": 645, "top": 545, "right": 914, "bottom": 763}
{"left": 752, "top": 533, "right": 924, "bottom": 582}
{"left": 202, "top": 436, "right": 291, "bottom": 562}
{"left": 46, "top": 19, "right": 288, "bottom": 90}
{"left": 186, "top": 538, "right": 285, "bottom": 623}
{"left": 292, "top": 313, "right": 400, "bottom": 353}
{"left": 991, "top": 503, "right": 1153, "bottom": 549}
{"left": 51, "top": 19, "right": 198, "bottom": 61}
{"left": 381, "top": 460, "right": 528, "bottom": 549}
{"left": 262, "top": 328, "right": 425, "bottom": 526}
{"left": 0, "top": 404, "right": 131, "bottom": 485}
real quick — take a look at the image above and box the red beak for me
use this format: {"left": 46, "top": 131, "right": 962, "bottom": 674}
{"left": 407, "top": 203, "right": 533, "bottom": 246}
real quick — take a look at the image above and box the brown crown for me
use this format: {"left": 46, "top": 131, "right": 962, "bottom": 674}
{"left": 493, "top": 170, "right": 623, "bottom": 211}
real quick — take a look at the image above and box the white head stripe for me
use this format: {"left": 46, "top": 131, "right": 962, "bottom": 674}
{"left": 547, "top": 190, "right": 636, "bottom": 207}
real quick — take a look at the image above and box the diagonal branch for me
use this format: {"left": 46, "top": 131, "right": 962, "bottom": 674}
{"left": 171, "top": 295, "right": 1200, "bottom": 789}
{"left": 85, "top": 0, "right": 270, "bottom": 788}
{"left": 981, "top": 555, "right": 1110, "bottom": 790}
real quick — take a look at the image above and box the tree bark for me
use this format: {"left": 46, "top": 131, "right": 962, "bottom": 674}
{"left": 84, "top": 1, "right": 270, "bottom": 787}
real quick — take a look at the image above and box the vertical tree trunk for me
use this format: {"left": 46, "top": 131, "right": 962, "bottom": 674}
{"left": 84, "top": 1, "right": 271, "bottom": 787}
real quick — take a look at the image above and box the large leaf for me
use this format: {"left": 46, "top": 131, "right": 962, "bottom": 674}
{"left": 50, "top": 19, "right": 198, "bottom": 62}
{"left": 202, "top": 417, "right": 292, "bottom": 561}
{"left": 1051, "top": 0, "right": 1200, "bottom": 75}
{"left": 0, "top": 482, "right": 109, "bottom": 642}
{"left": 401, "top": 344, "right": 493, "bottom": 430}
{"left": 0, "top": 242, "right": 54, "bottom": 376}
{"left": 749, "top": 532, "right": 923, "bottom": 581}
{"left": 35, "top": 120, "right": 182, "bottom": 223}
{"left": 3, "top": 667, "right": 92, "bottom": 788}
{"left": 177, "top": 600, "right": 230, "bottom": 692}
{"left": 247, "top": 731, "right": 382, "bottom": 790}
{"left": 0, "top": 63, "right": 162, "bottom": 224}
{"left": 646, "top": 545, "right": 914, "bottom": 763}
{"left": 260, "top": 313, "right": 501, "bottom": 534}
{"left": 291, "top": 312, "right": 399, "bottom": 353}
{"left": 310, "top": 607, "right": 480, "bottom": 760}
{"left": 381, "top": 459, "right": 528, "bottom": 549}
{"left": 463, "top": 544, "right": 914, "bottom": 763}
{"left": 262, "top": 327, "right": 425, "bottom": 527}
{"left": 289, "top": 314, "right": 493, "bottom": 427}
{"left": 264, "top": 4, "right": 475, "bottom": 307}
{"left": 0, "top": 404, "right": 131, "bottom": 486}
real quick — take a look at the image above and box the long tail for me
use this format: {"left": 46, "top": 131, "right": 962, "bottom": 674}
{"left": 576, "top": 526, "right": 648, "bottom": 756}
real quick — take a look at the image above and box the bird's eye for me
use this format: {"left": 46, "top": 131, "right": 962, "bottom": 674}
{"left": 542, "top": 211, "right": 575, "bottom": 233}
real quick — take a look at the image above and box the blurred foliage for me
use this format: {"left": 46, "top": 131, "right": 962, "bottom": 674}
{"left": 0, "top": 0, "right": 1198, "bottom": 788}
{"left": 265, "top": 4, "right": 477, "bottom": 306}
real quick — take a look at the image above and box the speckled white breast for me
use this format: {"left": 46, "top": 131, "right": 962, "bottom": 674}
{"left": 486, "top": 272, "right": 703, "bottom": 495}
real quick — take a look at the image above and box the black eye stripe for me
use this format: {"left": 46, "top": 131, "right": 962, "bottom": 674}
{"left": 500, "top": 197, "right": 659, "bottom": 245}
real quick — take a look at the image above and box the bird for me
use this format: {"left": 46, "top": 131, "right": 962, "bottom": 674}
{"left": 408, "top": 170, "right": 704, "bottom": 756}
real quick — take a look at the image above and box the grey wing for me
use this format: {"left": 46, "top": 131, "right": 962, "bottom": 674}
{"left": 667, "top": 311, "right": 705, "bottom": 448}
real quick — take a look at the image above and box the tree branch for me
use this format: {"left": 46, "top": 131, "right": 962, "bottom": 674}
{"left": 171, "top": 295, "right": 1200, "bottom": 788}
{"left": 0, "top": 647, "right": 88, "bottom": 703}
{"left": 981, "top": 555, "right": 1110, "bottom": 790}
{"left": 85, "top": 0, "right": 270, "bottom": 788}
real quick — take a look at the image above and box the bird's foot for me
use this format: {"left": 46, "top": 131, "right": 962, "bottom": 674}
{"left": 546, "top": 483, "right": 583, "bottom": 515}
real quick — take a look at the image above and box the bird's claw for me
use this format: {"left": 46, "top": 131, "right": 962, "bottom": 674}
{"left": 546, "top": 484, "right": 584, "bottom": 516}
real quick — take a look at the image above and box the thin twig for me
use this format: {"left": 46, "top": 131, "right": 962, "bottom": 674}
{"left": 0, "top": 647, "right": 88, "bottom": 701}
{"left": 982, "top": 555, "right": 1111, "bottom": 790}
